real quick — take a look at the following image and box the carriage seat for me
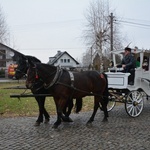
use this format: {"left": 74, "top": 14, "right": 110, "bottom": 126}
{"left": 108, "top": 67, "right": 123, "bottom": 72}
{"left": 141, "top": 78, "right": 150, "bottom": 83}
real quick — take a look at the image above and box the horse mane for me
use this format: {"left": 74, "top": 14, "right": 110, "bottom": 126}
{"left": 36, "top": 63, "right": 56, "bottom": 71}
{"left": 25, "top": 55, "right": 41, "bottom": 63}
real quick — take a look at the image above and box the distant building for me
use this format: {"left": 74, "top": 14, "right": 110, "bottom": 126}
{"left": 0, "top": 43, "right": 21, "bottom": 78}
{"left": 48, "top": 51, "right": 80, "bottom": 70}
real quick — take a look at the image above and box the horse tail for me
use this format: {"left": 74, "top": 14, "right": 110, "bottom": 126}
{"left": 74, "top": 98, "right": 83, "bottom": 113}
{"left": 102, "top": 73, "right": 109, "bottom": 105}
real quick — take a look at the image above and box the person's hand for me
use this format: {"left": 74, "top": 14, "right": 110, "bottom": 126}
{"left": 122, "top": 64, "right": 126, "bottom": 68}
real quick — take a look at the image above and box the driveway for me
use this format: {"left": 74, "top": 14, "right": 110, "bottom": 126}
{"left": 0, "top": 103, "right": 150, "bottom": 150}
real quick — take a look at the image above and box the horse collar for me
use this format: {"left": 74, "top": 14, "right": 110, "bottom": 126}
{"left": 44, "top": 66, "right": 62, "bottom": 89}
{"left": 68, "top": 71, "right": 74, "bottom": 88}
{"left": 68, "top": 71, "right": 74, "bottom": 82}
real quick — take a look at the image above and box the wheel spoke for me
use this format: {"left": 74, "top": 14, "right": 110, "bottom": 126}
{"left": 136, "top": 105, "right": 142, "bottom": 112}
{"left": 127, "top": 105, "right": 134, "bottom": 114}
{"left": 134, "top": 107, "right": 138, "bottom": 116}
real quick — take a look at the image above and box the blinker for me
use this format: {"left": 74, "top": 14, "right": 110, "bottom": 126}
{"left": 100, "top": 74, "right": 104, "bottom": 79}
{"left": 35, "top": 74, "right": 38, "bottom": 79}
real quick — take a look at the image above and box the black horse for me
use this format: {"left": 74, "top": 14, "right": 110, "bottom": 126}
{"left": 15, "top": 55, "right": 79, "bottom": 126}
{"left": 26, "top": 62, "right": 109, "bottom": 128}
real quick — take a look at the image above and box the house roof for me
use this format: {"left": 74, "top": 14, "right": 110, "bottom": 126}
{"left": 0, "top": 43, "right": 41, "bottom": 62}
{"left": 49, "top": 51, "right": 79, "bottom": 65}
{"left": 0, "top": 43, "right": 25, "bottom": 61}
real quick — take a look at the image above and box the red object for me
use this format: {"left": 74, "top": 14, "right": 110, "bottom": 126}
{"left": 100, "top": 74, "right": 104, "bottom": 79}
{"left": 35, "top": 74, "right": 38, "bottom": 79}
{"left": 8, "top": 64, "right": 18, "bottom": 78}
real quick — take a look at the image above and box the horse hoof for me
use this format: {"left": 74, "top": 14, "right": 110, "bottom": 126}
{"left": 102, "top": 118, "right": 108, "bottom": 122}
{"left": 61, "top": 116, "right": 73, "bottom": 122}
{"left": 86, "top": 120, "right": 93, "bottom": 125}
{"left": 44, "top": 118, "right": 50, "bottom": 124}
{"left": 52, "top": 124, "right": 58, "bottom": 129}
{"left": 34, "top": 122, "right": 41, "bottom": 126}
{"left": 67, "top": 117, "right": 73, "bottom": 122}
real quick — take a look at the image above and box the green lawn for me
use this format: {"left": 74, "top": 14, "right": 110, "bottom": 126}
{"left": 0, "top": 81, "right": 94, "bottom": 117}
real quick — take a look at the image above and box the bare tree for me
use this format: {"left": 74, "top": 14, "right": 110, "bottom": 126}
{"left": 82, "top": 48, "right": 92, "bottom": 70}
{"left": 82, "top": 0, "right": 124, "bottom": 71}
{"left": 0, "top": 6, "right": 10, "bottom": 45}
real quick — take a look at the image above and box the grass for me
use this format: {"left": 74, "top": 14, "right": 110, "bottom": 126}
{"left": 0, "top": 81, "right": 94, "bottom": 117}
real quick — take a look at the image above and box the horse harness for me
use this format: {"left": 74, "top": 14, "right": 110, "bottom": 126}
{"left": 33, "top": 66, "right": 105, "bottom": 98}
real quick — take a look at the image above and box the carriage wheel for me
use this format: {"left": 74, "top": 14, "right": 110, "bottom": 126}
{"left": 107, "top": 97, "right": 116, "bottom": 112}
{"left": 125, "top": 90, "right": 144, "bottom": 117}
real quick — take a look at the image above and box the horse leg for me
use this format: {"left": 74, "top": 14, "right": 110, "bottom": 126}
{"left": 100, "top": 100, "right": 108, "bottom": 122}
{"left": 52, "top": 98, "right": 63, "bottom": 128}
{"left": 61, "top": 98, "right": 73, "bottom": 122}
{"left": 43, "top": 108, "right": 50, "bottom": 123}
{"left": 74, "top": 98, "right": 83, "bottom": 113}
{"left": 34, "top": 97, "right": 44, "bottom": 126}
{"left": 87, "top": 97, "right": 99, "bottom": 124}
{"left": 40, "top": 96, "right": 50, "bottom": 123}
{"left": 34, "top": 96, "right": 50, "bottom": 126}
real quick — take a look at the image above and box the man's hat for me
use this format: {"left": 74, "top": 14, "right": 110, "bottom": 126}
{"left": 125, "top": 47, "right": 131, "bottom": 52}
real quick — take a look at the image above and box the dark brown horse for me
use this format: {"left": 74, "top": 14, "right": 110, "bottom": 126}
{"left": 15, "top": 55, "right": 80, "bottom": 126}
{"left": 26, "top": 62, "right": 109, "bottom": 128}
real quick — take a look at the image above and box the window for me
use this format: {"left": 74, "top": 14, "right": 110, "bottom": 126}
{"left": 67, "top": 59, "right": 70, "bottom": 63}
{"left": 60, "top": 59, "right": 63, "bottom": 63}
{"left": 64, "top": 59, "right": 66, "bottom": 63}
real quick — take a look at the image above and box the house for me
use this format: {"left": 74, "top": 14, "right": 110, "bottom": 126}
{"left": 48, "top": 51, "right": 80, "bottom": 70}
{"left": 0, "top": 43, "right": 21, "bottom": 78}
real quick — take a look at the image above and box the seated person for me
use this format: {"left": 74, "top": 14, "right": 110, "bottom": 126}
{"left": 142, "top": 56, "right": 149, "bottom": 71}
{"left": 136, "top": 57, "right": 140, "bottom": 68}
{"left": 116, "top": 47, "right": 136, "bottom": 85}
{"left": 109, "top": 60, "right": 114, "bottom": 68}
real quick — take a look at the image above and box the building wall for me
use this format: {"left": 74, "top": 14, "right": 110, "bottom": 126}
{"left": 53, "top": 53, "right": 78, "bottom": 68}
{"left": 0, "top": 44, "right": 16, "bottom": 78}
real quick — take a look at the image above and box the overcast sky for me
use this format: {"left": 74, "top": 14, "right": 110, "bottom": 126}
{"left": 0, "top": 0, "right": 150, "bottom": 63}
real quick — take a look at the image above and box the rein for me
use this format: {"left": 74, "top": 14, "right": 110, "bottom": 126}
{"left": 28, "top": 65, "right": 107, "bottom": 98}
{"left": 56, "top": 81, "right": 104, "bottom": 98}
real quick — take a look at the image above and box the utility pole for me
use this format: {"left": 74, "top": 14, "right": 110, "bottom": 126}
{"left": 110, "top": 13, "right": 114, "bottom": 52}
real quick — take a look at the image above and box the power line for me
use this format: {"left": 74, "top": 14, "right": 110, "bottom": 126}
{"left": 115, "top": 19, "right": 150, "bottom": 28}
{"left": 114, "top": 21, "right": 150, "bottom": 29}
{"left": 11, "top": 19, "right": 84, "bottom": 28}
{"left": 19, "top": 47, "right": 88, "bottom": 51}
{"left": 121, "top": 17, "right": 150, "bottom": 23}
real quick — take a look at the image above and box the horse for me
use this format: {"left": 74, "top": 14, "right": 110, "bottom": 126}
{"left": 15, "top": 55, "right": 50, "bottom": 126}
{"left": 26, "top": 61, "right": 109, "bottom": 128}
{"left": 15, "top": 55, "right": 79, "bottom": 126}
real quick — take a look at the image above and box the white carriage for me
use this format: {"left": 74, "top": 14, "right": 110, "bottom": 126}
{"left": 106, "top": 48, "right": 150, "bottom": 117}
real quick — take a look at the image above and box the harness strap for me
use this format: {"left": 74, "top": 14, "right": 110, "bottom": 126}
{"left": 68, "top": 71, "right": 74, "bottom": 87}
{"left": 44, "top": 66, "right": 62, "bottom": 89}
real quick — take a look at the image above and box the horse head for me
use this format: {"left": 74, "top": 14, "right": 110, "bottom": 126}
{"left": 26, "top": 63, "right": 59, "bottom": 89}
{"left": 25, "top": 59, "right": 39, "bottom": 89}
{"left": 15, "top": 55, "right": 41, "bottom": 80}
{"left": 15, "top": 55, "right": 28, "bottom": 79}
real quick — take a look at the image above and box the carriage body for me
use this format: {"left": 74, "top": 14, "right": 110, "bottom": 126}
{"left": 106, "top": 48, "right": 150, "bottom": 117}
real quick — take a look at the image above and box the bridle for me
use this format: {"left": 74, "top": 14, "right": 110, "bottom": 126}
{"left": 15, "top": 68, "right": 27, "bottom": 77}
{"left": 15, "top": 59, "right": 29, "bottom": 78}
